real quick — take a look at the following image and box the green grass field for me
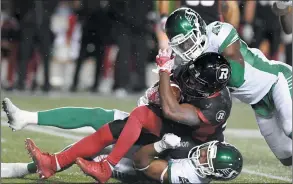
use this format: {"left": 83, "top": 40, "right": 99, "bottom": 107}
{"left": 1, "top": 93, "right": 292, "bottom": 183}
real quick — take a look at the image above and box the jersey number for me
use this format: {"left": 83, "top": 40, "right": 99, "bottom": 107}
{"left": 186, "top": 0, "right": 215, "bottom": 7}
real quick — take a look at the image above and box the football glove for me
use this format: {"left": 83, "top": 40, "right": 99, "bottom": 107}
{"left": 155, "top": 47, "right": 175, "bottom": 74}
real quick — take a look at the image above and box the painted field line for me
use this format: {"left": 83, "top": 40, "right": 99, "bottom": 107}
{"left": 1, "top": 122, "right": 291, "bottom": 182}
{"left": 242, "top": 169, "right": 291, "bottom": 182}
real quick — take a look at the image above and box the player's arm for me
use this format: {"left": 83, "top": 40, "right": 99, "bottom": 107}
{"left": 272, "top": 2, "right": 292, "bottom": 34}
{"left": 159, "top": 72, "right": 201, "bottom": 126}
{"left": 216, "top": 23, "right": 245, "bottom": 88}
{"left": 221, "top": 0, "right": 240, "bottom": 29}
{"left": 156, "top": 49, "right": 201, "bottom": 126}
{"left": 133, "top": 143, "right": 169, "bottom": 182}
{"left": 133, "top": 134, "right": 181, "bottom": 183}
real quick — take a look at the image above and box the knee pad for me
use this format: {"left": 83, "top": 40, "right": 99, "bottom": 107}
{"left": 279, "top": 156, "right": 292, "bottom": 166}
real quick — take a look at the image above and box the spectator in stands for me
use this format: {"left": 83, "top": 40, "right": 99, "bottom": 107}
{"left": 1, "top": 0, "right": 20, "bottom": 90}
{"left": 70, "top": 0, "right": 112, "bottom": 92}
{"left": 242, "top": 1, "right": 282, "bottom": 60}
{"left": 109, "top": 0, "right": 153, "bottom": 97}
{"left": 14, "top": 0, "right": 58, "bottom": 92}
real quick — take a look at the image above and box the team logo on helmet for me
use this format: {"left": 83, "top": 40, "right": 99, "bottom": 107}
{"left": 215, "top": 168, "right": 239, "bottom": 179}
{"left": 216, "top": 64, "right": 230, "bottom": 83}
{"left": 185, "top": 9, "right": 198, "bottom": 27}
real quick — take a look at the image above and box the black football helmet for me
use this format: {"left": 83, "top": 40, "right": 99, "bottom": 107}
{"left": 173, "top": 52, "right": 231, "bottom": 99}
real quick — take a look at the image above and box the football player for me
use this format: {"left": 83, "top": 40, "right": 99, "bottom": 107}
{"left": 272, "top": 0, "right": 292, "bottom": 34}
{"left": 22, "top": 52, "right": 233, "bottom": 183}
{"left": 3, "top": 134, "right": 243, "bottom": 183}
{"left": 157, "top": 0, "right": 240, "bottom": 50}
{"left": 130, "top": 134, "right": 243, "bottom": 183}
{"left": 162, "top": 7, "right": 292, "bottom": 166}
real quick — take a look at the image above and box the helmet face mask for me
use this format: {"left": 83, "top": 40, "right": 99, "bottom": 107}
{"left": 188, "top": 141, "right": 218, "bottom": 178}
{"left": 166, "top": 8, "right": 208, "bottom": 63}
{"left": 169, "top": 29, "right": 208, "bottom": 63}
{"left": 187, "top": 141, "right": 243, "bottom": 180}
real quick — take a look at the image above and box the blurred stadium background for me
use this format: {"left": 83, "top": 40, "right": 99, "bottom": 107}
{"left": 1, "top": 0, "right": 292, "bottom": 183}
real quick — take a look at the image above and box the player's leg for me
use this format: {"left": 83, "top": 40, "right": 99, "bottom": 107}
{"left": 91, "top": 154, "right": 140, "bottom": 183}
{"left": 272, "top": 63, "right": 292, "bottom": 138}
{"left": 73, "top": 105, "right": 163, "bottom": 183}
{"left": 1, "top": 142, "right": 75, "bottom": 178}
{"left": 106, "top": 106, "right": 162, "bottom": 166}
{"left": 24, "top": 121, "right": 118, "bottom": 179}
{"left": 255, "top": 113, "right": 292, "bottom": 166}
{"left": 2, "top": 98, "right": 129, "bottom": 131}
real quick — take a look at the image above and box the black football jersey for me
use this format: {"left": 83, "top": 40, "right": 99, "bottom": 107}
{"left": 180, "top": 0, "right": 223, "bottom": 24}
{"left": 148, "top": 63, "right": 232, "bottom": 144}
{"left": 187, "top": 87, "right": 231, "bottom": 143}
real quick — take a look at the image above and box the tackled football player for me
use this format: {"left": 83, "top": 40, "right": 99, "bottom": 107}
{"left": 23, "top": 51, "right": 232, "bottom": 183}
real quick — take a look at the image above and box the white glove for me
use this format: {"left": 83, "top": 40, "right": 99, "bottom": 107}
{"left": 154, "top": 133, "right": 181, "bottom": 153}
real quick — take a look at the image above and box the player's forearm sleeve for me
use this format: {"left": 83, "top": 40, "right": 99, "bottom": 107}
{"left": 37, "top": 107, "right": 116, "bottom": 130}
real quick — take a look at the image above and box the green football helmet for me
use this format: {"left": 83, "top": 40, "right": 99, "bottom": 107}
{"left": 165, "top": 7, "right": 208, "bottom": 63}
{"left": 188, "top": 141, "right": 243, "bottom": 180}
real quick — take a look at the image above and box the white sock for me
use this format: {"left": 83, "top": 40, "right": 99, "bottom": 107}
{"left": 55, "top": 156, "right": 61, "bottom": 171}
{"left": 106, "top": 160, "right": 114, "bottom": 171}
{"left": 21, "top": 111, "right": 38, "bottom": 124}
{"left": 19, "top": 163, "right": 30, "bottom": 175}
{"left": 154, "top": 141, "right": 165, "bottom": 153}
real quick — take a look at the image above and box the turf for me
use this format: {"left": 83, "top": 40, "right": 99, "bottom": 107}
{"left": 1, "top": 93, "right": 292, "bottom": 183}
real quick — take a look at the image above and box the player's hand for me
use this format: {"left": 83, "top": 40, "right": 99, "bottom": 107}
{"left": 155, "top": 47, "right": 175, "bottom": 74}
{"left": 272, "top": 1, "right": 292, "bottom": 16}
{"left": 161, "top": 133, "right": 181, "bottom": 149}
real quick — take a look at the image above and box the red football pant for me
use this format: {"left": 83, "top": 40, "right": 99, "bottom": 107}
{"left": 107, "top": 105, "right": 162, "bottom": 165}
{"left": 56, "top": 124, "right": 115, "bottom": 169}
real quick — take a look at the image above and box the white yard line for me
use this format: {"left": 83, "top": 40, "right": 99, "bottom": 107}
{"left": 242, "top": 169, "right": 292, "bottom": 182}
{"left": 1, "top": 122, "right": 291, "bottom": 182}
{"left": 1, "top": 122, "right": 83, "bottom": 141}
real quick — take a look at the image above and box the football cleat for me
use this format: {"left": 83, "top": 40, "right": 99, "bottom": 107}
{"left": 76, "top": 157, "right": 112, "bottom": 183}
{"left": 2, "top": 98, "right": 28, "bottom": 131}
{"left": 1, "top": 163, "right": 30, "bottom": 178}
{"left": 25, "top": 138, "right": 56, "bottom": 179}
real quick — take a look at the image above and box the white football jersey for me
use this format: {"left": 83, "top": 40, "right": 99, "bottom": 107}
{"left": 168, "top": 158, "right": 211, "bottom": 183}
{"left": 204, "top": 21, "right": 291, "bottom": 105}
